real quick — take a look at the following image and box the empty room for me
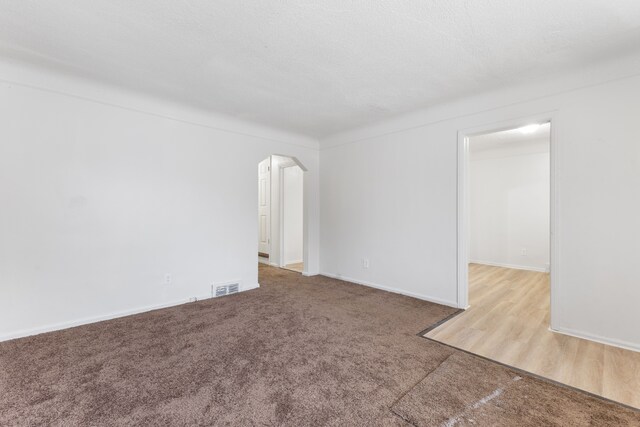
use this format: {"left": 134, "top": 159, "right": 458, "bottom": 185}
{"left": 1, "top": 2, "right": 639, "bottom": 426}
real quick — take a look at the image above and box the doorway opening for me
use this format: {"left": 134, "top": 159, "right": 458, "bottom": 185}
{"left": 425, "top": 117, "right": 571, "bottom": 383}
{"left": 464, "top": 120, "right": 551, "bottom": 322}
{"left": 421, "top": 117, "right": 640, "bottom": 406}
{"left": 425, "top": 117, "right": 564, "bottom": 389}
{"left": 456, "top": 118, "right": 556, "bottom": 316}
{"left": 257, "top": 154, "right": 307, "bottom": 274}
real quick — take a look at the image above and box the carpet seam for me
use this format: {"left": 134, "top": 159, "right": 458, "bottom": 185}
{"left": 388, "top": 353, "right": 456, "bottom": 425}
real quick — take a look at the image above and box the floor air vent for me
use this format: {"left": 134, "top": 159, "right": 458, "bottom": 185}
{"left": 213, "top": 282, "right": 240, "bottom": 297}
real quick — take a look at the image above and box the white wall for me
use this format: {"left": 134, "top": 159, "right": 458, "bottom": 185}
{"left": 470, "top": 140, "right": 550, "bottom": 272}
{"left": 3, "top": 51, "right": 640, "bottom": 353}
{"left": 0, "top": 58, "right": 320, "bottom": 341}
{"left": 320, "top": 52, "right": 640, "bottom": 351}
{"left": 283, "top": 166, "right": 304, "bottom": 265}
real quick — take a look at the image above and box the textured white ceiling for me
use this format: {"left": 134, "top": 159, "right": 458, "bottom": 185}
{"left": 1, "top": 1, "right": 639, "bottom": 137}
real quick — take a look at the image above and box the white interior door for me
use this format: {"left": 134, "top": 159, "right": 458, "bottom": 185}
{"left": 258, "top": 157, "right": 271, "bottom": 256}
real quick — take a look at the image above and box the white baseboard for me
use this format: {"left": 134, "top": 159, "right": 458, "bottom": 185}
{"left": 0, "top": 284, "right": 260, "bottom": 343}
{"left": 320, "top": 271, "right": 458, "bottom": 308}
{"left": 550, "top": 325, "right": 640, "bottom": 353}
{"left": 301, "top": 271, "right": 317, "bottom": 277}
{"left": 470, "top": 260, "right": 548, "bottom": 273}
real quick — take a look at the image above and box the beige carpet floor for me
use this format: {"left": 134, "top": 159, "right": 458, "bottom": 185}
{"left": 0, "top": 265, "right": 638, "bottom": 426}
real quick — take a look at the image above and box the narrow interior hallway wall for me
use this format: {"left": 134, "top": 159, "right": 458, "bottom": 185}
{"left": 283, "top": 166, "right": 304, "bottom": 265}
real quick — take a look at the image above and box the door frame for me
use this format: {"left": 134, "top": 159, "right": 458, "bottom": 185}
{"left": 456, "top": 112, "right": 560, "bottom": 329}
{"left": 262, "top": 154, "right": 308, "bottom": 274}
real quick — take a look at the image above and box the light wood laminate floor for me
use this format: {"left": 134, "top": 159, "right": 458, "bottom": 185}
{"left": 425, "top": 263, "right": 640, "bottom": 409}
